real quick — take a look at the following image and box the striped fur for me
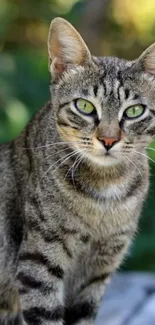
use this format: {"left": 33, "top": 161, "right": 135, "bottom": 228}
{"left": 0, "top": 17, "right": 155, "bottom": 325}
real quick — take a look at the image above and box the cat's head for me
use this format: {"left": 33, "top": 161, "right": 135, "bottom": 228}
{"left": 48, "top": 17, "right": 155, "bottom": 167}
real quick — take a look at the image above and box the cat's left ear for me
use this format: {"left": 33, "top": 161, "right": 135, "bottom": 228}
{"left": 137, "top": 42, "right": 155, "bottom": 75}
{"left": 48, "top": 17, "right": 91, "bottom": 78}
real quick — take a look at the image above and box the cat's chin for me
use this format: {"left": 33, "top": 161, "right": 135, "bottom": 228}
{"left": 87, "top": 154, "right": 121, "bottom": 167}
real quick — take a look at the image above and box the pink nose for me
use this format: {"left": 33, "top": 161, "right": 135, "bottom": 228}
{"left": 97, "top": 136, "right": 121, "bottom": 151}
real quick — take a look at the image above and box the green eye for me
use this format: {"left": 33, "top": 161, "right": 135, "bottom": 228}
{"left": 75, "top": 99, "right": 95, "bottom": 115}
{"left": 125, "top": 105, "right": 145, "bottom": 118}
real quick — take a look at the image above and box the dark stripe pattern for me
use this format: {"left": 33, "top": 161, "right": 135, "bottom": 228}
{"left": 29, "top": 195, "right": 46, "bottom": 222}
{"left": 117, "top": 70, "right": 123, "bottom": 87}
{"left": 150, "top": 109, "right": 155, "bottom": 116}
{"left": 80, "top": 273, "right": 110, "bottom": 294}
{"left": 97, "top": 240, "right": 125, "bottom": 258}
{"left": 93, "top": 85, "right": 98, "bottom": 97}
{"left": 59, "top": 102, "right": 70, "bottom": 110}
{"left": 65, "top": 301, "right": 95, "bottom": 325}
{"left": 133, "top": 93, "right": 139, "bottom": 100}
{"left": 24, "top": 306, "right": 63, "bottom": 325}
{"left": 60, "top": 225, "right": 77, "bottom": 235}
{"left": 124, "top": 88, "right": 130, "bottom": 99}
{"left": 27, "top": 220, "right": 72, "bottom": 259}
{"left": 19, "top": 252, "right": 64, "bottom": 278}
{"left": 42, "top": 232, "right": 72, "bottom": 258}
{"left": 59, "top": 122, "right": 79, "bottom": 130}
{"left": 87, "top": 273, "right": 110, "bottom": 287}
{"left": 66, "top": 170, "right": 86, "bottom": 196}
{"left": 25, "top": 127, "right": 33, "bottom": 172}
{"left": 99, "top": 76, "right": 107, "bottom": 97}
{"left": 117, "top": 70, "right": 124, "bottom": 101}
{"left": 147, "top": 129, "right": 155, "bottom": 136}
{"left": 17, "top": 272, "right": 54, "bottom": 296}
{"left": 126, "top": 173, "right": 142, "bottom": 198}
{"left": 17, "top": 272, "right": 43, "bottom": 290}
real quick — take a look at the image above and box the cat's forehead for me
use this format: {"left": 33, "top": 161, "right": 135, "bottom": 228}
{"left": 56, "top": 56, "right": 146, "bottom": 105}
{"left": 72, "top": 56, "right": 135, "bottom": 90}
{"left": 95, "top": 56, "right": 134, "bottom": 80}
{"left": 76, "top": 57, "right": 137, "bottom": 100}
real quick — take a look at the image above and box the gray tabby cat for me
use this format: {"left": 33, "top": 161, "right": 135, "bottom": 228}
{"left": 0, "top": 17, "right": 155, "bottom": 325}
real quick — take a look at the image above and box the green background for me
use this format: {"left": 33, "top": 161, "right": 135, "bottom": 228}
{"left": 1, "top": 0, "right": 155, "bottom": 271}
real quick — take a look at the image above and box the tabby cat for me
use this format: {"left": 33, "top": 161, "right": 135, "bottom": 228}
{"left": 0, "top": 17, "right": 155, "bottom": 325}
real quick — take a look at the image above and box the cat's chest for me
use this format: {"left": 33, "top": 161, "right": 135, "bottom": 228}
{"left": 87, "top": 178, "right": 131, "bottom": 201}
{"left": 74, "top": 185, "right": 141, "bottom": 240}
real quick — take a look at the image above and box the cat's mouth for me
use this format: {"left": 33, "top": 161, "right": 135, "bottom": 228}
{"left": 85, "top": 150, "right": 122, "bottom": 167}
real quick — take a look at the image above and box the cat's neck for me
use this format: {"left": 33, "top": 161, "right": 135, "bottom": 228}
{"left": 57, "top": 154, "right": 131, "bottom": 201}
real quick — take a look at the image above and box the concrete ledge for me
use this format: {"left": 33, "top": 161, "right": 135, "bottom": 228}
{"left": 96, "top": 272, "right": 155, "bottom": 325}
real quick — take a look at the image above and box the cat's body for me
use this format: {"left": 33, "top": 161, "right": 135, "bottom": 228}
{"left": 0, "top": 17, "right": 155, "bottom": 325}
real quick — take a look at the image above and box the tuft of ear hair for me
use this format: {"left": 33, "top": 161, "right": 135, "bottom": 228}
{"left": 138, "top": 42, "right": 155, "bottom": 75}
{"left": 48, "top": 17, "right": 91, "bottom": 78}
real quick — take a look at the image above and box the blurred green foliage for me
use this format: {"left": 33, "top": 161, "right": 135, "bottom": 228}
{"left": 1, "top": 0, "right": 155, "bottom": 271}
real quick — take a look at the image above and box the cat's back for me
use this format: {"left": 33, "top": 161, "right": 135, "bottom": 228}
{"left": 0, "top": 143, "right": 12, "bottom": 166}
{"left": 0, "top": 143, "right": 15, "bottom": 192}
{"left": 0, "top": 142, "right": 18, "bottom": 225}
{"left": 0, "top": 142, "right": 24, "bottom": 276}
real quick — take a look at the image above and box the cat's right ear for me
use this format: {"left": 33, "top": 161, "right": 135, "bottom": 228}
{"left": 48, "top": 17, "right": 91, "bottom": 79}
{"left": 136, "top": 42, "right": 155, "bottom": 75}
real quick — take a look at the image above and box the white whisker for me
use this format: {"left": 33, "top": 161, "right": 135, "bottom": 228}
{"left": 19, "top": 141, "right": 81, "bottom": 150}
{"left": 71, "top": 154, "right": 85, "bottom": 189}
{"left": 45, "top": 147, "right": 70, "bottom": 159}
{"left": 37, "top": 150, "right": 79, "bottom": 191}
{"left": 133, "top": 149, "right": 155, "bottom": 164}
{"left": 124, "top": 154, "right": 143, "bottom": 177}
{"left": 145, "top": 146, "right": 155, "bottom": 152}
{"left": 65, "top": 149, "right": 87, "bottom": 184}
{"left": 65, "top": 155, "right": 79, "bottom": 182}
{"left": 71, "top": 155, "right": 84, "bottom": 188}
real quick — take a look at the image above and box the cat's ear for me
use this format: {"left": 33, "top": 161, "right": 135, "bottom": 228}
{"left": 48, "top": 17, "right": 91, "bottom": 78}
{"left": 137, "top": 43, "right": 155, "bottom": 75}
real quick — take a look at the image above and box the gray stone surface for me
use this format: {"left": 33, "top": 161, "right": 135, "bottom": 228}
{"left": 96, "top": 272, "right": 155, "bottom": 325}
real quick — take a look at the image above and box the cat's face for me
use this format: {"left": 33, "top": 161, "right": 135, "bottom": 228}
{"left": 48, "top": 18, "right": 155, "bottom": 167}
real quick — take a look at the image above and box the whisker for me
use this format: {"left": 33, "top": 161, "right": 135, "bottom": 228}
{"left": 45, "top": 147, "right": 70, "bottom": 159}
{"left": 65, "top": 149, "right": 87, "bottom": 181}
{"left": 18, "top": 141, "right": 82, "bottom": 150}
{"left": 65, "top": 156, "right": 79, "bottom": 182}
{"left": 39, "top": 151, "right": 78, "bottom": 185}
{"left": 38, "top": 152, "right": 78, "bottom": 187}
{"left": 124, "top": 154, "right": 143, "bottom": 177}
{"left": 133, "top": 149, "right": 155, "bottom": 164}
{"left": 71, "top": 154, "right": 85, "bottom": 189}
{"left": 37, "top": 148, "right": 88, "bottom": 194}
{"left": 66, "top": 156, "right": 80, "bottom": 188}
{"left": 71, "top": 155, "right": 83, "bottom": 188}
{"left": 145, "top": 147, "right": 155, "bottom": 152}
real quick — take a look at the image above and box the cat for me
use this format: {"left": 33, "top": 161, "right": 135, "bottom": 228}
{"left": 0, "top": 16, "right": 155, "bottom": 325}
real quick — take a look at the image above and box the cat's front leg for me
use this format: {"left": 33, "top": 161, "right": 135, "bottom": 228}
{"left": 15, "top": 232, "right": 71, "bottom": 325}
{"left": 65, "top": 269, "right": 110, "bottom": 325}
{"left": 65, "top": 278, "right": 107, "bottom": 325}
{"left": 65, "top": 238, "right": 130, "bottom": 325}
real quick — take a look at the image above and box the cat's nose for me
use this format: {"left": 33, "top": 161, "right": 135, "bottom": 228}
{"left": 97, "top": 136, "right": 120, "bottom": 151}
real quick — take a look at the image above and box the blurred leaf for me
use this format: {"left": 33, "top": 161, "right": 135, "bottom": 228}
{"left": 0, "top": 0, "right": 18, "bottom": 40}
